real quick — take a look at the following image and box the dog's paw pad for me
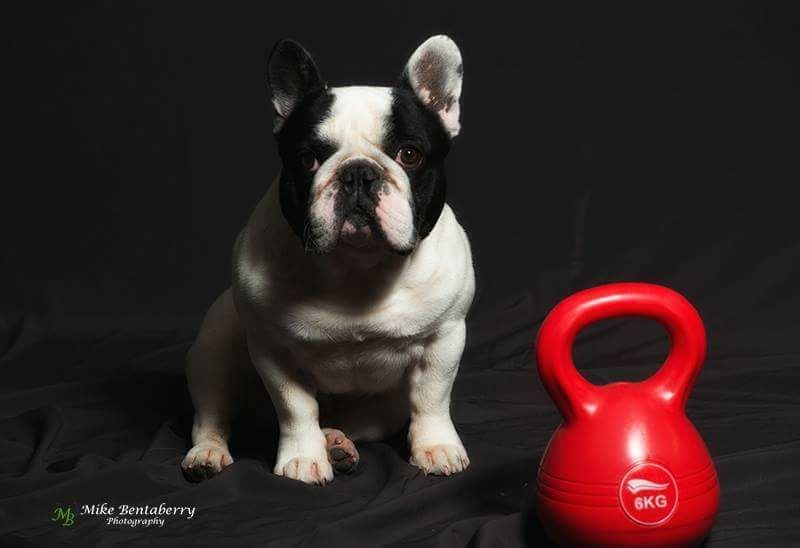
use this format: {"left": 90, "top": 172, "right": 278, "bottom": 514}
{"left": 323, "top": 428, "right": 359, "bottom": 474}
{"left": 181, "top": 444, "right": 233, "bottom": 482}
{"left": 410, "top": 444, "right": 469, "bottom": 476}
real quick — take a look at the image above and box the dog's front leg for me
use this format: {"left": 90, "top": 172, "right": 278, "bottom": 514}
{"left": 407, "top": 320, "right": 470, "bottom": 476}
{"left": 248, "top": 336, "right": 333, "bottom": 485}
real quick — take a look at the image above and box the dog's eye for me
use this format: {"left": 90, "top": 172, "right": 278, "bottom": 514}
{"left": 395, "top": 146, "right": 423, "bottom": 168}
{"left": 298, "top": 151, "right": 319, "bottom": 172}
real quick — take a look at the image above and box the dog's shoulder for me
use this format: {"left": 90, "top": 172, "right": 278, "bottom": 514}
{"left": 401, "top": 203, "right": 475, "bottom": 325}
{"left": 231, "top": 184, "right": 299, "bottom": 319}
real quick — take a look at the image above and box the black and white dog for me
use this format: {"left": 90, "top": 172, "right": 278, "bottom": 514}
{"left": 182, "top": 35, "right": 474, "bottom": 485}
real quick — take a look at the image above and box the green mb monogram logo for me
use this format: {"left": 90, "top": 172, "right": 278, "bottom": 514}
{"left": 51, "top": 506, "right": 75, "bottom": 527}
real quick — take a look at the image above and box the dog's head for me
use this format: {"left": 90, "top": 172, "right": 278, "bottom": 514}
{"left": 267, "top": 35, "right": 463, "bottom": 255}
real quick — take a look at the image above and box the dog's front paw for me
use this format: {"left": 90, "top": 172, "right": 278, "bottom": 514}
{"left": 410, "top": 443, "right": 470, "bottom": 476}
{"left": 275, "top": 455, "right": 334, "bottom": 485}
{"left": 275, "top": 432, "right": 334, "bottom": 485}
{"left": 182, "top": 443, "right": 234, "bottom": 482}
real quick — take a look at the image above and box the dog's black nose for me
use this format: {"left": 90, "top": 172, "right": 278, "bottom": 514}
{"left": 339, "top": 161, "right": 380, "bottom": 193}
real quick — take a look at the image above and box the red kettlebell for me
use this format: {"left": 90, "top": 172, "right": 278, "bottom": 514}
{"left": 535, "top": 283, "right": 719, "bottom": 547}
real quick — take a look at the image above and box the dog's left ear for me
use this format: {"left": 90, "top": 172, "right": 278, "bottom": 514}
{"left": 400, "top": 35, "right": 463, "bottom": 137}
{"left": 266, "top": 39, "right": 325, "bottom": 132}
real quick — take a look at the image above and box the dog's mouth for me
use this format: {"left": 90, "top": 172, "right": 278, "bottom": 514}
{"left": 339, "top": 209, "right": 378, "bottom": 249}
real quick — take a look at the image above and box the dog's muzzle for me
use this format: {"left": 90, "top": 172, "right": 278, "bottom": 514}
{"left": 335, "top": 160, "right": 384, "bottom": 247}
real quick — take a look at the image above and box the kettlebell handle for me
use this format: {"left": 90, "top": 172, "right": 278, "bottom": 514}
{"left": 536, "top": 283, "right": 706, "bottom": 421}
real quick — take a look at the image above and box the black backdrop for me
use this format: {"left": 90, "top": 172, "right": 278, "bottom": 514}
{"left": 3, "top": 2, "right": 799, "bottom": 546}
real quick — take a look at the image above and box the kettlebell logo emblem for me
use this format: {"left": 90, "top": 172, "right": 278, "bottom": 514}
{"left": 619, "top": 462, "right": 678, "bottom": 526}
{"left": 626, "top": 479, "right": 670, "bottom": 495}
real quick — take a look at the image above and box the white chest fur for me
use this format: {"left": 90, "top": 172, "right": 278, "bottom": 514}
{"left": 233, "top": 184, "right": 474, "bottom": 395}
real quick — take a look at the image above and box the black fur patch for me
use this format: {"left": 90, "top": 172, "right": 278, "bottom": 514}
{"left": 274, "top": 90, "right": 335, "bottom": 247}
{"left": 387, "top": 86, "right": 452, "bottom": 241}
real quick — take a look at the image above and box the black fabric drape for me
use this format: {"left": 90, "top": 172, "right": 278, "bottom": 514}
{"left": 3, "top": 1, "right": 799, "bottom": 546}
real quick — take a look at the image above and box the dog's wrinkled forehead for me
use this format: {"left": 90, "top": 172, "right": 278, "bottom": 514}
{"left": 316, "top": 87, "right": 392, "bottom": 151}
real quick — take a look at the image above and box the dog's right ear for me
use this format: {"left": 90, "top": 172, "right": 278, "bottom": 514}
{"left": 266, "top": 39, "right": 325, "bottom": 132}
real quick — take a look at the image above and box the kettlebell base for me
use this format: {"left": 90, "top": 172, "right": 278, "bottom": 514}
{"left": 536, "top": 488, "right": 718, "bottom": 547}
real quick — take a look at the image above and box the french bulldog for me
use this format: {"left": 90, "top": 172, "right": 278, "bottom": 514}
{"left": 182, "top": 35, "right": 474, "bottom": 485}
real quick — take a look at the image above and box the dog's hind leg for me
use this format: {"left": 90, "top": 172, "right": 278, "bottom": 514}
{"left": 321, "top": 428, "right": 359, "bottom": 474}
{"left": 182, "top": 288, "right": 245, "bottom": 481}
{"left": 319, "top": 385, "right": 410, "bottom": 474}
